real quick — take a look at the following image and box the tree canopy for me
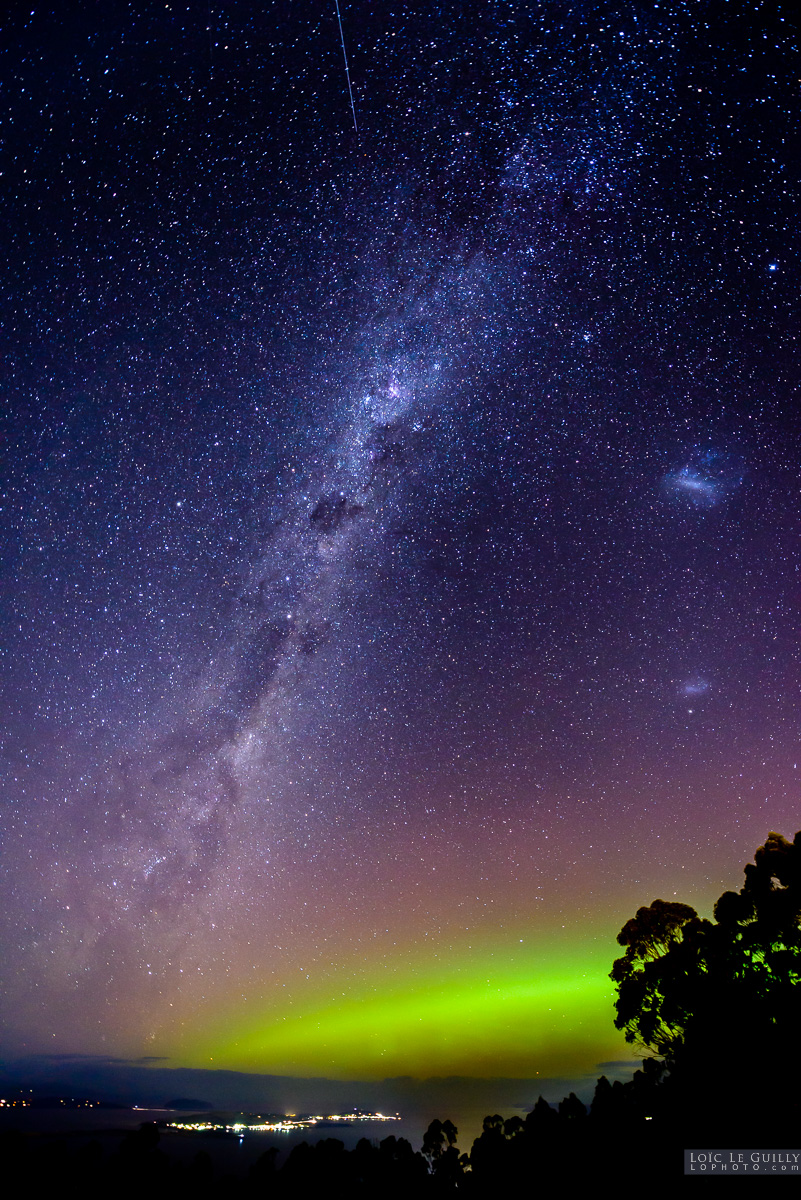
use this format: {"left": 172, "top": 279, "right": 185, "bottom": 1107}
{"left": 611, "top": 830, "right": 801, "bottom": 1116}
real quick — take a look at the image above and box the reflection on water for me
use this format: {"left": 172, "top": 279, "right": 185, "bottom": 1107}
{"left": 0, "top": 1103, "right": 524, "bottom": 1171}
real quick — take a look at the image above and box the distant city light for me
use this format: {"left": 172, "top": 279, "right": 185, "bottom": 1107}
{"left": 166, "top": 1110, "right": 400, "bottom": 1135}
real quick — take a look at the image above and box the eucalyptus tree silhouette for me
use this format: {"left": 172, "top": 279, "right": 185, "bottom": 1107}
{"left": 611, "top": 831, "right": 801, "bottom": 1125}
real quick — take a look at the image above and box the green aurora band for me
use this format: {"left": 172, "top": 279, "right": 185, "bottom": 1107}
{"left": 183, "top": 936, "right": 632, "bottom": 1080}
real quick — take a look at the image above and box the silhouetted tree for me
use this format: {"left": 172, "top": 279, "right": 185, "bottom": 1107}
{"left": 524, "top": 1094, "right": 558, "bottom": 1134}
{"left": 611, "top": 830, "right": 801, "bottom": 1127}
{"left": 376, "top": 1134, "right": 429, "bottom": 1195}
{"left": 469, "top": 1114, "right": 508, "bottom": 1186}
{"left": 503, "top": 1116, "right": 524, "bottom": 1139}
{"left": 611, "top": 898, "right": 699, "bottom": 1056}
{"left": 432, "top": 1144, "right": 464, "bottom": 1190}
{"left": 441, "top": 1118, "right": 458, "bottom": 1148}
{"left": 558, "top": 1092, "right": 586, "bottom": 1120}
{"left": 249, "top": 1144, "right": 278, "bottom": 1189}
{"left": 422, "top": 1117, "right": 445, "bottom": 1161}
{"left": 589, "top": 1074, "right": 614, "bottom": 1120}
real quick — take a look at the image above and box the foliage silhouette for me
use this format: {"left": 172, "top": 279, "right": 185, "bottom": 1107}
{"left": 611, "top": 829, "right": 801, "bottom": 1121}
{"left": 422, "top": 1117, "right": 446, "bottom": 1161}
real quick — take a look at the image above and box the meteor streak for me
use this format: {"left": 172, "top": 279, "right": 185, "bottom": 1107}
{"left": 334, "top": 0, "right": 358, "bottom": 134}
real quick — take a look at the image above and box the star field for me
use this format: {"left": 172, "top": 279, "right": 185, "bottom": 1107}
{"left": 1, "top": 1, "right": 799, "bottom": 1081}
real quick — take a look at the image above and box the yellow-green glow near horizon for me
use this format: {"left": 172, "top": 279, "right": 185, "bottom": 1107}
{"left": 187, "top": 939, "right": 633, "bottom": 1080}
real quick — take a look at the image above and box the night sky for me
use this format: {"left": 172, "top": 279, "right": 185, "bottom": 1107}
{"left": 1, "top": 0, "right": 799, "bottom": 1090}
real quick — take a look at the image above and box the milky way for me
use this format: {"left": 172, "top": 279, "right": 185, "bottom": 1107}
{"left": 1, "top": 1, "right": 799, "bottom": 1082}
